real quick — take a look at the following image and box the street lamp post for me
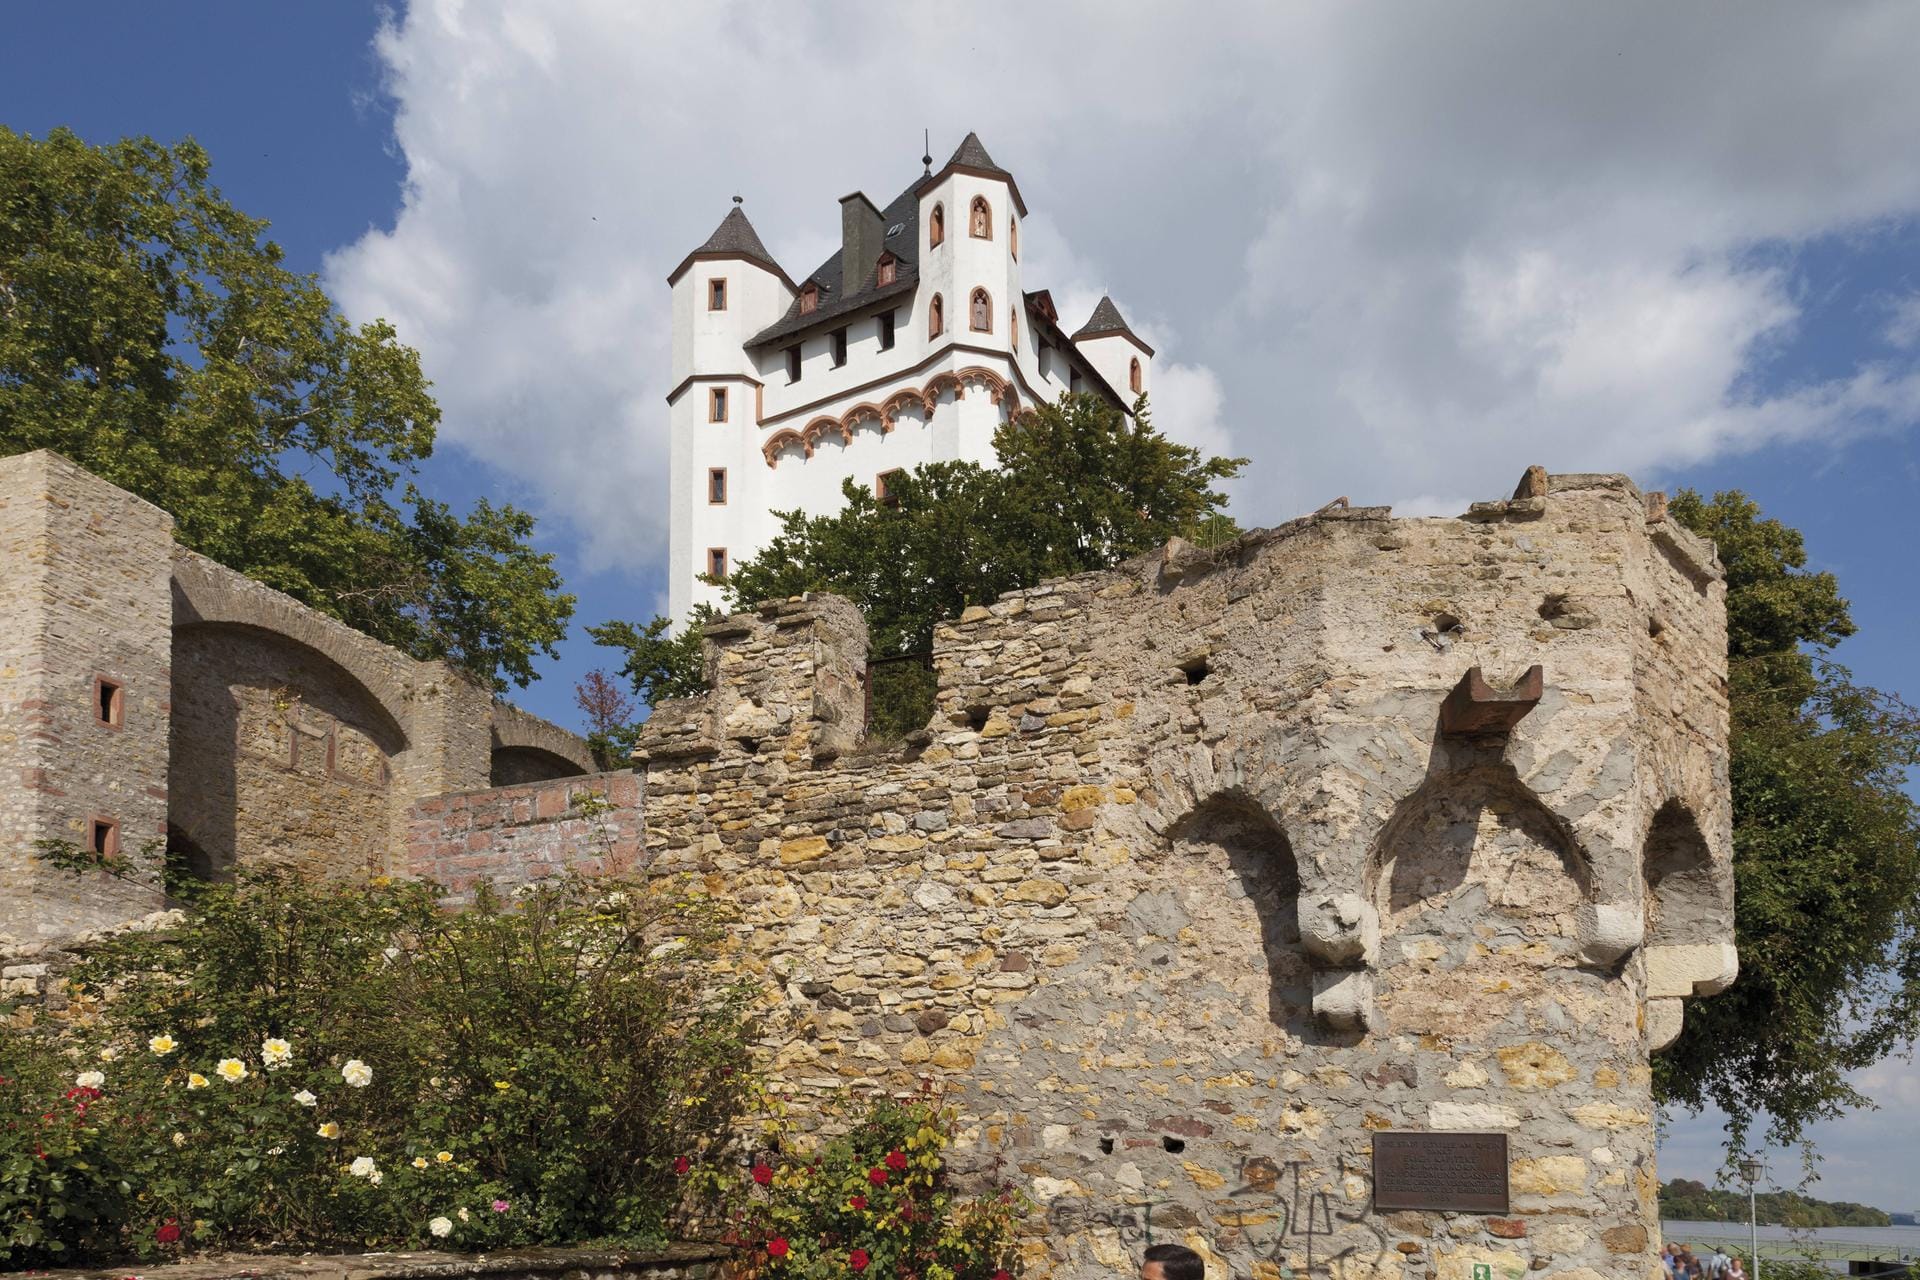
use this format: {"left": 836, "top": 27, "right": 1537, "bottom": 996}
{"left": 1739, "top": 1156, "right": 1765, "bottom": 1280}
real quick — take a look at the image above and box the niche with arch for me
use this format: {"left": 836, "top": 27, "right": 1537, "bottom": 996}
{"left": 1643, "top": 800, "right": 1727, "bottom": 944}
{"left": 1369, "top": 765, "right": 1596, "bottom": 1037}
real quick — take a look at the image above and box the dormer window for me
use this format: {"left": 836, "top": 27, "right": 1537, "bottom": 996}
{"left": 799, "top": 284, "right": 818, "bottom": 315}
{"left": 930, "top": 204, "right": 945, "bottom": 249}
{"left": 708, "top": 278, "right": 727, "bottom": 311}
{"left": 1130, "top": 357, "right": 1143, "bottom": 395}
{"left": 970, "top": 196, "right": 991, "bottom": 239}
{"left": 877, "top": 253, "right": 896, "bottom": 287}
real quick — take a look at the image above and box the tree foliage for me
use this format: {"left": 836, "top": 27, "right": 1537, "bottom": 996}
{"left": 1660, "top": 489, "right": 1920, "bottom": 1149}
{"left": 0, "top": 127, "right": 573, "bottom": 689}
{"left": 595, "top": 393, "right": 1243, "bottom": 736}
{"left": 1657, "top": 1178, "right": 1889, "bottom": 1228}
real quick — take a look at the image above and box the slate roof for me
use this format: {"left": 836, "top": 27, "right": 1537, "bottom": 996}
{"left": 1071, "top": 294, "right": 1155, "bottom": 355}
{"left": 747, "top": 182, "right": 922, "bottom": 348}
{"left": 948, "top": 131, "right": 1008, "bottom": 178}
{"left": 668, "top": 205, "right": 791, "bottom": 286}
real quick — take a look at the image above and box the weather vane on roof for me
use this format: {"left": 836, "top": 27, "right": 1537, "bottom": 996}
{"left": 922, "top": 129, "right": 931, "bottom": 175}
{"left": 732, "top": 194, "right": 743, "bottom": 206}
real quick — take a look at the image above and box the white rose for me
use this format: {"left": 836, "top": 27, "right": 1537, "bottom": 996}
{"left": 148, "top": 1034, "right": 177, "bottom": 1056}
{"left": 215, "top": 1057, "right": 248, "bottom": 1083}
{"left": 75, "top": 1070, "right": 105, "bottom": 1089}
{"left": 456, "top": 1207, "right": 470, "bottom": 1222}
{"left": 267, "top": 1145, "right": 285, "bottom": 1156}
{"left": 293, "top": 1089, "right": 318, "bottom": 1107}
{"left": 261, "top": 1038, "right": 292, "bottom": 1069}
{"left": 368, "top": 1169, "right": 384, "bottom": 1186}
{"left": 429, "top": 1216, "right": 453, "bottom": 1238}
{"left": 349, "top": 1155, "right": 377, "bottom": 1178}
{"left": 97, "top": 1046, "right": 118, "bottom": 1062}
{"left": 341, "top": 1059, "right": 373, "bottom": 1088}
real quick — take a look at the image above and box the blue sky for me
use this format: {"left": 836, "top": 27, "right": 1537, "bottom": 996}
{"left": 8, "top": 1, "right": 1918, "bottom": 1211}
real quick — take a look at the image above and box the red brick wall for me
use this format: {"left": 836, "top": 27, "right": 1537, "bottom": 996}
{"left": 404, "top": 770, "right": 642, "bottom": 904}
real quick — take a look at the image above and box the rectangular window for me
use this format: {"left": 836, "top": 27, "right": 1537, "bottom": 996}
{"left": 787, "top": 346, "right": 802, "bottom": 383}
{"left": 709, "top": 387, "right": 728, "bottom": 422}
{"left": 708, "top": 467, "right": 728, "bottom": 504}
{"left": 831, "top": 327, "right": 848, "bottom": 368}
{"left": 88, "top": 816, "right": 119, "bottom": 858}
{"left": 708, "top": 278, "right": 727, "bottom": 311}
{"left": 94, "top": 676, "right": 124, "bottom": 728}
{"left": 877, "top": 469, "right": 904, "bottom": 507}
{"left": 707, "top": 547, "right": 728, "bottom": 581}
{"left": 878, "top": 256, "right": 896, "bottom": 286}
{"left": 878, "top": 311, "right": 896, "bottom": 351}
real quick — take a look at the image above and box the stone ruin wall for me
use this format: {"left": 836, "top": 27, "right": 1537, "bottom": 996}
{"left": 622, "top": 469, "right": 1732, "bottom": 1280}
{"left": 0, "top": 450, "right": 594, "bottom": 942}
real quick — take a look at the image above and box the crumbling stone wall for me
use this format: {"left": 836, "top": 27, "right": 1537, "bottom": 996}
{"left": 629, "top": 470, "right": 1731, "bottom": 1280}
{"left": 0, "top": 450, "right": 593, "bottom": 938}
{"left": 405, "top": 769, "right": 644, "bottom": 905}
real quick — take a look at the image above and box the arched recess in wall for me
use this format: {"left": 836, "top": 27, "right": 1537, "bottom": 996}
{"left": 489, "top": 705, "right": 593, "bottom": 784}
{"left": 1643, "top": 800, "right": 1727, "bottom": 944}
{"left": 1368, "top": 765, "right": 1592, "bottom": 1036}
{"left": 1164, "top": 790, "right": 1307, "bottom": 1031}
{"left": 168, "top": 622, "right": 410, "bottom": 884}
{"left": 1130, "top": 357, "right": 1142, "bottom": 394}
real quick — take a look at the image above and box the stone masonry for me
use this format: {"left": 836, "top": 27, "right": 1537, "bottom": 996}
{"left": 618, "top": 468, "right": 1733, "bottom": 1280}
{"left": 0, "top": 450, "right": 593, "bottom": 942}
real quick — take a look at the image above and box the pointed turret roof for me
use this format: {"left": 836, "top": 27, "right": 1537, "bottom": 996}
{"left": 948, "top": 131, "right": 1006, "bottom": 175}
{"left": 668, "top": 204, "right": 794, "bottom": 288}
{"left": 916, "top": 130, "right": 1027, "bottom": 216}
{"left": 1072, "top": 294, "right": 1155, "bottom": 355}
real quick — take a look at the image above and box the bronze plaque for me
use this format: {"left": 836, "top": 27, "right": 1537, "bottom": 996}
{"left": 1371, "top": 1131, "right": 1509, "bottom": 1212}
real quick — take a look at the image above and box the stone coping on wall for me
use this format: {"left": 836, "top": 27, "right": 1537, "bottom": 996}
{"left": 15, "top": 1244, "right": 731, "bottom": 1280}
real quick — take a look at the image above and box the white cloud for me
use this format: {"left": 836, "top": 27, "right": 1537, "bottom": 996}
{"left": 328, "top": 0, "right": 1920, "bottom": 570}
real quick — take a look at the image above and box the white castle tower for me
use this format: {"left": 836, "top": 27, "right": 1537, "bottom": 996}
{"left": 665, "top": 133, "right": 1153, "bottom": 621}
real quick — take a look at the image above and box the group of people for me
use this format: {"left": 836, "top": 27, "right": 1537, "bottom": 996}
{"left": 1664, "top": 1242, "right": 1749, "bottom": 1280}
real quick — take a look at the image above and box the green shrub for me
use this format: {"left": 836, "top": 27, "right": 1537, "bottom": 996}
{"left": 706, "top": 1095, "right": 1026, "bottom": 1280}
{"left": 1, "top": 872, "right": 760, "bottom": 1265}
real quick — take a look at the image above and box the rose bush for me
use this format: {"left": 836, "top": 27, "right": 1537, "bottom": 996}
{"left": 699, "top": 1096, "right": 1025, "bottom": 1280}
{"left": 1, "top": 871, "right": 760, "bottom": 1265}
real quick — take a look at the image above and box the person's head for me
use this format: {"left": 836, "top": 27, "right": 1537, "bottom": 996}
{"left": 1141, "top": 1243, "right": 1206, "bottom": 1280}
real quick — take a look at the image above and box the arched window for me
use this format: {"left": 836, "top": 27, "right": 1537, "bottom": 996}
{"left": 1130, "top": 357, "right": 1142, "bottom": 394}
{"left": 969, "top": 196, "right": 991, "bottom": 239}
{"left": 1010, "top": 217, "right": 1018, "bottom": 259}
{"left": 928, "top": 293, "right": 944, "bottom": 339}
{"left": 929, "top": 204, "right": 945, "bottom": 249}
{"left": 970, "top": 288, "right": 991, "bottom": 333}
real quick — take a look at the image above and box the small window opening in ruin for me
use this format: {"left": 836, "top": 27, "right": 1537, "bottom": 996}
{"left": 708, "top": 278, "right": 727, "bottom": 311}
{"left": 708, "top": 467, "right": 728, "bottom": 504}
{"left": 878, "top": 310, "right": 896, "bottom": 351}
{"left": 967, "top": 706, "right": 990, "bottom": 732}
{"left": 95, "top": 676, "right": 124, "bottom": 727}
{"left": 1098, "top": 1136, "right": 1115, "bottom": 1155}
{"left": 1161, "top": 1136, "right": 1185, "bottom": 1154}
{"left": 89, "top": 817, "right": 119, "bottom": 858}
{"left": 787, "top": 345, "right": 803, "bottom": 383}
{"left": 831, "top": 327, "right": 848, "bottom": 367}
{"left": 1179, "top": 657, "right": 1210, "bottom": 686}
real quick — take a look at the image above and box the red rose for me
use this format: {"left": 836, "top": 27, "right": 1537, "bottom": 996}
{"left": 156, "top": 1221, "right": 181, "bottom": 1244}
{"left": 868, "top": 1167, "right": 888, "bottom": 1186}
{"left": 995, "top": 1271, "right": 1012, "bottom": 1280}
{"left": 674, "top": 1156, "right": 690, "bottom": 1176}
{"left": 752, "top": 1163, "right": 774, "bottom": 1185}
{"left": 849, "top": 1195, "right": 868, "bottom": 1211}
{"left": 767, "top": 1237, "right": 790, "bottom": 1259}
{"left": 849, "top": 1249, "right": 870, "bottom": 1271}
{"left": 884, "top": 1149, "right": 908, "bottom": 1172}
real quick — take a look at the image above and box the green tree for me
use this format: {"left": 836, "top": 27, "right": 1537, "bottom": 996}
{"left": 1659, "top": 490, "right": 1920, "bottom": 1149}
{"left": 0, "top": 127, "right": 572, "bottom": 689}
{"left": 594, "top": 394, "right": 1244, "bottom": 735}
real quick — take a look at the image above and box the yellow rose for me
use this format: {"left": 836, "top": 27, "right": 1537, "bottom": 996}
{"left": 412, "top": 1156, "right": 429, "bottom": 1170}
{"left": 317, "top": 1122, "right": 342, "bottom": 1140}
{"left": 436, "top": 1151, "right": 454, "bottom": 1164}
{"left": 493, "top": 1080, "right": 511, "bottom": 1091}
{"left": 148, "top": 1034, "right": 177, "bottom": 1056}
{"left": 187, "top": 1073, "right": 210, "bottom": 1090}
{"left": 215, "top": 1058, "right": 248, "bottom": 1083}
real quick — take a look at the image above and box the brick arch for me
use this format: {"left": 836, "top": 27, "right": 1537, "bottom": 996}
{"left": 762, "top": 428, "right": 810, "bottom": 467}
{"left": 490, "top": 702, "right": 593, "bottom": 781}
